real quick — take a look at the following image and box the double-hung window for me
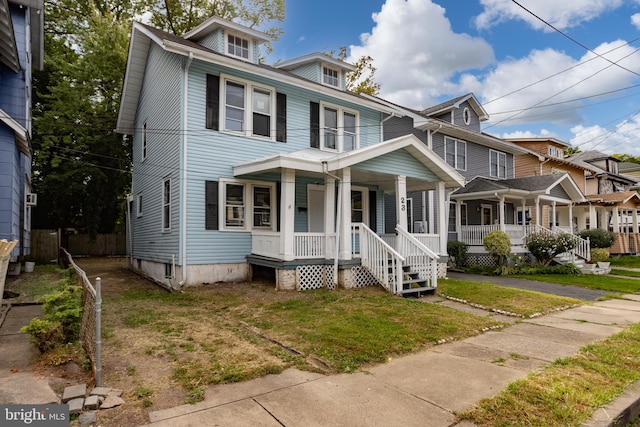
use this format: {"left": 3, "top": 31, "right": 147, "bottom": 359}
{"left": 227, "top": 34, "right": 249, "bottom": 59}
{"left": 222, "top": 180, "right": 275, "bottom": 231}
{"left": 320, "top": 103, "right": 358, "bottom": 152}
{"left": 490, "top": 150, "right": 507, "bottom": 178}
{"left": 444, "top": 137, "right": 466, "bottom": 170}
{"left": 222, "top": 76, "right": 275, "bottom": 139}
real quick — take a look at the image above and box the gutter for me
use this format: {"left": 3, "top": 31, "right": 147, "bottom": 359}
{"left": 178, "top": 52, "right": 194, "bottom": 288}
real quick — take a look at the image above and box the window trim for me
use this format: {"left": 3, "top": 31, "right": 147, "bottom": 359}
{"left": 322, "top": 65, "right": 340, "bottom": 88}
{"left": 489, "top": 149, "right": 507, "bottom": 178}
{"left": 462, "top": 107, "right": 471, "bottom": 125}
{"left": 444, "top": 137, "right": 466, "bottom": 171}
{"left": 162, "top": 178, "right": 171, "bottom": 232}
{"left": 351, "top": 186, "right": 369, "bottom": 226}
{"left": 226, "top": 32, "right": 251, "bottom": 60}
{"left": 319, "top": 101, "right": 359, "bottom": 153}
{"left": 220, "top": 74, "right": 276, "bottom": 141}
{"left": 448, "top": 202, "right": 467, "bottom": 233}
{"left": 136, "top": 193, "right": 143, "bottom": 218}
{"left": 219, "top": 178, "right": 277, "bottom": 232}
{"left": 142, "top": 120, "right": 147, "bottom": 161}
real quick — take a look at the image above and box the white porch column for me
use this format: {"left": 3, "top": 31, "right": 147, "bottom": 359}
{"left": 552, "top": 201, "right": 557, "bottom": 229}
{"left": 456, "top": 200, "right": 462, "bottom": 241}
{"left": 324, "top": 175, "right": 336, "bottom": 259}
{"left": 281, "top": 168, "right": 296, "bottom": 261}
{"left": 633, "top": 208, "right": 639, "bottom": 234}
{"left": 535, "top": 197, "right": 541, "bottom": 227}
{"left": 428, "top": 190, "right": 435, "bottom": 234}
{"left": 339, "top": 167, "right": 352, "bottom": 260}
{"left": 436, "top": 182, "right": 447, "bottom": 255}
{"left": 613, "top": 207, "right": 620, "bottom": 233}
{"left": 498, "top": 196, "right": 505, "bottom": 231}
{"left": 589, "top": 204, "right": 597, "bottom": 229}
{"left": 396, "top": 175, "right": 408, "bottom": 231}
{"left": 568, "top": 204, "right": 574, "bottom": 233}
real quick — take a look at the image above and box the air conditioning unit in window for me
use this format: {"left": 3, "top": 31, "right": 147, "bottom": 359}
{"left": 26, "top": 193, "right": 37, "bottom": 207}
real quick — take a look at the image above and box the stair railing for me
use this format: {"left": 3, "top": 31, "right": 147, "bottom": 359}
{"left": 355, "top": 223, "right": 405, "bottom": 294}
{"left": 396, "top": 225, "right": 440, "bottom": 289}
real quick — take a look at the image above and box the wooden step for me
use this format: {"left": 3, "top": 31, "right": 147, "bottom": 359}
{"left": 399, "top": 285, "right": 436, "bottom": 297}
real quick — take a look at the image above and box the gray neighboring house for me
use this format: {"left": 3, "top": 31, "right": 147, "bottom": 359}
{"left": 381, "top": 93, "right": 589, "bottom": 266}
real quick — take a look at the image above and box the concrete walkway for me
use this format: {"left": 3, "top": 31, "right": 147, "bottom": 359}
{"left": 0, "top": 303, "right": 58, "bottom": 404}
{"left": 144, "top": 295, "right": 640, "bottom": 427}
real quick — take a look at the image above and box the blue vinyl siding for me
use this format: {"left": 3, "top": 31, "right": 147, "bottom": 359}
{"left": 452, "top": 100, "right": 481, "bottom": 132}
{"left": 358, "top": 150, "right": 439, "bottom": 181}
{"left": 195, "top": 29, "right": 224, "bottom": 53}
{"left": 287, "top": 63, "right": 320, "bottom": 83}
{"left": 130, "top": 44, "right": 182, "bottom": 264}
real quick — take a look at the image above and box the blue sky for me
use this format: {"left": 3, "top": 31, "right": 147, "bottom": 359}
{"left": 267, "top": 0, "right": 640, "bottom": 156}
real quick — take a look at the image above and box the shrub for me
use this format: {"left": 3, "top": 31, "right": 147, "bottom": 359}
{"left": 590, "top": 248, "right": 610, "bottom": 263}
{"left": 447, "top": 240, "right": 469, "bottom": 268}
{"left": 483, "top": 230, "right": 511, "bottom": 266}
{"left": 524, "top": 232, "right": 576, "bottom": 266}
{"left": 511, "top": 263, "right": 582, "bottom": 275}
{"left": 578, "top": 229, "right": 616, "bottom": 249}
{"left": 21, "top": 269, "right": 82, "bottom": 353}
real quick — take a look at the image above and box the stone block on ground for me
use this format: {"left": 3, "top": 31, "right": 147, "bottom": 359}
{"left": 79, "top": 411, "right": 97, "bottom": 426}
{"left": 89, "top": 387, "right": 110, "bottom": 397}
{"left": 107, "top": 388, "right": 123, "bottom": 397}
{"left": 100, "top": 395, "right": 124, "bottom": 409}
{"left": 68, "top": 397, "right": 84, "bottom": 415}
{"left": 62, "top": 383, "right": 86, "bottom": 403}
{"left": 84, "top": 394, "right": 100, "bottom": 410}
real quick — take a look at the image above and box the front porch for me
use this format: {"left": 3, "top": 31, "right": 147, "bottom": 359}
{"left": 234, "top": 135, "right": 465, "bottom": 294}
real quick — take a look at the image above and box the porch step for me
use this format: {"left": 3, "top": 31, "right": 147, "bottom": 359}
{"left": 400, "top": 284, "right": 436, "bottom": 298}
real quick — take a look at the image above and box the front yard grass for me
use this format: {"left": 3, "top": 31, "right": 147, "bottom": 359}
{"left": 460, "top": 323, "right": 640, "bottom": 426}
{"left": 438, "top": 278, "right": 581, "bottom": 317}
{"left": 610, "top": 268, "right": 640, "bottom": 278}
{"left": 610, "top": 255, "right": 640, "bottom": 268}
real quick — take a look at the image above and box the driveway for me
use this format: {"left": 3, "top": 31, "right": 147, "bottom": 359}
{"left": 446, "top": 271, "right": 610, "bottom": 301}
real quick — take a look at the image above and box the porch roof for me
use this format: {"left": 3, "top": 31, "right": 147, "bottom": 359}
{"left": 233, "top": 134, "right": 466, "bottom": 190}
{"left": 583, "top": 191, "right": 640, "bottom": 207}
{"left": 450, "top": 173, "right": 585, "bottom": 203}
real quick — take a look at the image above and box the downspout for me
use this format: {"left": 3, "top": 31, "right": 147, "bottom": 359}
{"left": 178, "top": 52, "right": 194, "bottom": 289}
{"left": 323, "top": 161, "right": 341, "bottom": 286}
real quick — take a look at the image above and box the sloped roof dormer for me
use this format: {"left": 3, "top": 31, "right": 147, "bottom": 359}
{"left": 421, "top": 93, "right": 489, "bottom": 123}
{"left": 182, "top": 16, "right": 271, "bottom": 64}
{"left": 274, "top": 53, "right": 356, "bottom": 90}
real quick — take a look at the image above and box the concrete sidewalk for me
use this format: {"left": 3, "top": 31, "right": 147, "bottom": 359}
{"left": 144, "top": 295, "right": 640, "bottom": 427}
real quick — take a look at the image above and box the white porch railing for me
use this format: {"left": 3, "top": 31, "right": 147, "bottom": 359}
{"left": 395, "top": 225, "right": 439, "bottom": 289}
{"left": 353, "top": 223, "right": 405, "bottom": 294}
{"left": 252, "top": 231, "right": 336, "bottom": 259}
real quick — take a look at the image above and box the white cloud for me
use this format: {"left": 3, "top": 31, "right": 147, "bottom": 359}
{"left": 631, "top": 13, "right": 640, "bottom": 30}
{"left": 501, "top": 129, "right": 556, "bottom": 139}
{"left": 570, "top": 113, "right": 640, "bottom": 155}
{"left": 347, "top": 0, "right": 494, "bottom": 109}
{"left": 478, "top": 40, "right": 640, "bottom": 127}
{"left": 475, "top": 0, "right": 623, "bottom": 31}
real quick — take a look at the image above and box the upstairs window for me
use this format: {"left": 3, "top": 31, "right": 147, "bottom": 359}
{"left": 318, "top": 103, "right": 359, "bottom": 152}
{"left": 490, "top": 150, "right": 507, "bottom": 178}
{"left": 444, "top": 137, "right": 466, "bottom": 170}
{"left": 323, "top": 66, "right": 339, "bottom": 87}
{"left": 227, "top": 34, "right": 249, "bottom": 59}
{"left": 162, "top": 178, "right": 171, "bottom": 231}
{"left": 206, "top": 74, "right": 287, "bottom": 142}
{"left": 142, "top": 121, "right": 148, "bottom": 160}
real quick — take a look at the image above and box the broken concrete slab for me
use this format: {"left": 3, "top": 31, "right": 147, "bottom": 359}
{"left": 62, "top": 383, "right": 86, "bottom": 403}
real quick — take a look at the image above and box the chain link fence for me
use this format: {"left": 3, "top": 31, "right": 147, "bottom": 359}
{"left": 60, "top": 248, "right": 102, "bottom": 386}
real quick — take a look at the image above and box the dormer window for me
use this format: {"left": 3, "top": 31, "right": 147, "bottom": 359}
{"left": 323, "top": 66, "right": 339, "bottom": 87}
{"left": 227, "top": 34, "right": 249, "bottom": 59}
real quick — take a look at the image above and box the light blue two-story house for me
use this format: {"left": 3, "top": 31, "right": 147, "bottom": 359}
{"left": 380, "top": 94, "right": 589, "bottom": 265}
{"left": 117, "top": 16, "right": 465, "bottom": 295}
{"left": 0, "top": 0, "right": 43, "bottom": 259}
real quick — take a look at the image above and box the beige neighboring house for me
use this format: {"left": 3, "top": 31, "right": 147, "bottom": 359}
{"left": 509, "top": 137, "right": 640, "bottom": 255}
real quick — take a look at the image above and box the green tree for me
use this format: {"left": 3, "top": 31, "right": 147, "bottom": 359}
{"left": 332, "top": 46, "right": 381, "bottom": 96}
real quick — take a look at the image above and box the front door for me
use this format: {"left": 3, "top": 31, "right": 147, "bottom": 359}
{"left": 481, "top": 205, "right": 493, "bottom": 226}
{"left": 308, "top": 185, "right": 324, "bottom": 232}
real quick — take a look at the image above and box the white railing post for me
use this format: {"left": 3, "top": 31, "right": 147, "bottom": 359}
{"left": 95, "top": 277, "right": 102, "bottom": 387}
